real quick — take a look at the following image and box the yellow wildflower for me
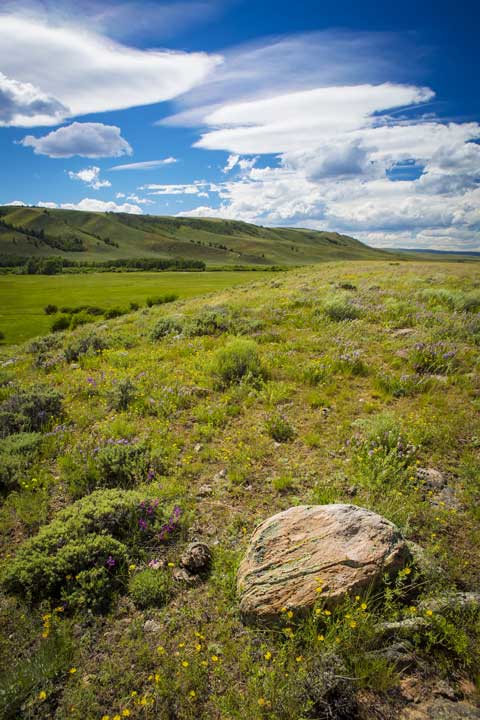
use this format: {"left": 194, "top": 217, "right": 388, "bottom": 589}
{"left": 182, "top": 661, "right": 189, "bottom": 668}
{"left": 189, "top": 690, "right": 196, "bottom": 699}
{"left": 211, "top": 655, "right": 219, "bottom": 662}
{"left": 324, "top": 609, "right": 331, "bottom": 616}
{"left": 122, "top": 711, "right": 131, "bottom": 717}
{"left": 295, "top": 655, "right": 303, "bottom": 663}
{"left": 425, "top": 609, "right": 433, "bottom": 617}
{"left": 39, "top": 691, "right": 47, "bottom": 701}
{"left": 350, "top": 621, "right": 357, "bottom": 629}
{"left": 317, "top": 634, "right": 325, "bottom": 642}
{"left": 264, "top": 651, "right": 272, "bottom": 661}
{"left": 69, "top": 668, "right": 77, "bottom": 674}
{"left": 361, "top": 603, "right": 367, "bottom": 611}
{"left": 258, "top": 698, "right": 266, "bottom": 706}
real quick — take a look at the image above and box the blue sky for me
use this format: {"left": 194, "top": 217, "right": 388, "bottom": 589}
{"left": 1, "top": 0, "right": 479, "bottom": 249}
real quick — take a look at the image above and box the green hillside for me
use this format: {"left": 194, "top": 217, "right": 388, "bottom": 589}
{"left": 0, "top": 205, "right": 388, "bottom": 265}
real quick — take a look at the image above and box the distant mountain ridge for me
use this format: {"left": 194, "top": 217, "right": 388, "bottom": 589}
{"left": 0, "top": 205, "right": 389, "bottom": 266}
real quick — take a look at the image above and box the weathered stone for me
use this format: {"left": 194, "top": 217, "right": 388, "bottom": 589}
{"left": 399, "top": 699, "right": 480, "bottom": 719}
{"left": 180, "top": 542, "right": 212, "bottom": 573}
{"left": 237, "top": 504, "right": 411, "bottom": 624}
{"left": 143, "top": 619, "right": 161, "bottom": 633}
{"left": 197, "top": 484, "right": 213, "bottom": 497}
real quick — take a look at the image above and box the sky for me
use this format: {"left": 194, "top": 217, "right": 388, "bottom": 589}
{"left": 0, "top": 0, "right": 479, "bottom": 250}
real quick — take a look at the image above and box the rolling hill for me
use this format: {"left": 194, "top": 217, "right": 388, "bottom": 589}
{"left": 0, "top": 205, "right": 389, "bottom": 266}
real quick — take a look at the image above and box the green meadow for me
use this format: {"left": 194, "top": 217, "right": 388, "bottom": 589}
{"left": 1, "top": 260, "right": 480, "bottom": 719}
{"left": 0, "top": 271, "right": 271, "bottom": 345}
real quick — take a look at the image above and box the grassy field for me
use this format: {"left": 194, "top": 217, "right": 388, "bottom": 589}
{"left": 0, "top": 271, "right": 271, "bottom": 345}
{"left": 1, "top": 261, "right": 479, "bottom": 719}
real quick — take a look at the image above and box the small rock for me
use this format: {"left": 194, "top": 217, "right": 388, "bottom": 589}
{"left": 143, "top": 619, "right": 161, "bottom": 633}
{"left": 393, "top": 328, "right": 415, "bottom": 337}
{"left": 366, "top": 641, "right": 416, "bottom": 671}
{"left": 418, "top": 591, "right": 480, "bottom": 615}
{"left": 197, "top": 484, "right": 213, "bottom": 497}
{"left": 173, "top": 568, "right": 199, "bottom": 585}
{"left": 416, "top": 467, "right": 447, "bottom": 491}
{"left": 194, "top": 443, "right": 203, "bottom": 453}
{"left": 180, "top": 542, "right": 212, "bottom": 573}
{"left": 399, "top": 699, "right": 480, "bottom": 719}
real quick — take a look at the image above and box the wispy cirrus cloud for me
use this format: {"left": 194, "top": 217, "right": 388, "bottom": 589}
{"left": 0, "top": 8, "right": 220, "bottom": 126}
{"left": 110, "top": 158, "right": 177, "bottom": 171}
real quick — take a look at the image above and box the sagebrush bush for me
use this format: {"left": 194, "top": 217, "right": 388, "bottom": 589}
{"left": 0, "top": 432, "right": 42, "bottom": 493}
{"left": 61, "top": 441, "right": 163, "bottom": 496}
{"left": 0, "top": 387, "right": 62, "bottom": 438}
{"left": 184, "top": 307, "right": 231, "bottom": 336}
{"left": 64, "top": 331, "right": 108, "bottom": 362}
{"left": 107, "top": 378, "right": 136, "bottom": 411}
{"left": 128, "top": 568, "right": 171, "bottom": 608}
{"left": 211, "top": 338, "right": 266, "bottom": 386}
{"left": 1, "top": 489, "right": 174, "bottom": 608}
{"left": 150, "top": 317, "right": 184, "bottom": 340}
{"left": 322, "top": 293, "right": 361, "bottom": 321}
{"left": 351, "top": 413, "right": 417, "bottom": 489}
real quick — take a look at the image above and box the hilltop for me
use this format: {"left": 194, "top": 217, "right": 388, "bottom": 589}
{"left": 0, "top": 205, "right": 388, "bottom": 266}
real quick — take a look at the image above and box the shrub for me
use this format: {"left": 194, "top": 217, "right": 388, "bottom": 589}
{"left": 0, "top": 432, "right": 42, "bottom": 494}
{"left": 64, "top": 332, "right": 108, "bottom": 362}
{"left": 0, "top": 387, "right": 62, "bottom": 438}
{"left": 351, "top": 414, "right": 417, "bottom": 490}
{"left": 95, "top": 442, "right": 151, "bottom": 488}
{"left": 146, "top": 293, "right": 179, "bottom": 307}
{"left": 69, "top": 310, "right": 96, "bottom": 330}
{"left": 265, "top": 413, "right": 295, "bottom": 442}
{"left": 129, "top": 301, "right": 140, "bottom": 311}
{"left": 107, "top": 378, "right": 136, "bottom": 411}
{"left": 104, "top": 306, "right": 126, "bottom": 319}
{"left": 184, "top": 307, "right": 231, "bottom": 336}
{"left": 128, "top": 568, "right": 171, "bottom": 608}
{"left": 50, "top": 314, "right": 71, "bottom": 332}
{"left": 323, "top": 293, "right": 361, "bottom": 321}
{"left": 150, "top": 317, "right": 184, "bottom": 341}
{"left": 0, "top": 330, "right": 4, "bottom": 342}
{"left": 1, "top": 488, "right": 174, "bottom": 608}
{"left": 211, "top": 339, "right": 266, "bottom": 386}
{"left": 334, "top": 349, "right": 368, "bottom": 376}
{"left": 44, "top": 304, "right": 58, "bottom": 315}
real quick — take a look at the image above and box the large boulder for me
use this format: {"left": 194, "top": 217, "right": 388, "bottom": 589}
{"left": 237, "top": 504, "right": 411, "bottom": 624}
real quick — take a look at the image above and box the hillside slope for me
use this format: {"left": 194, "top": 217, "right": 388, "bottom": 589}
{"left": 0, "top": 205, "right": 388, "bottom": 265}
{"left": 0, "top": 260, "right": 479, "bottom": 718}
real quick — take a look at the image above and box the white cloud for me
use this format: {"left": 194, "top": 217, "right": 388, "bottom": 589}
{"left": 21, "top": 122, "right": 132, "bottom": 158}
{"left": 110, "top": 158, "right": 178, "bottom": 171}
{"left": 5, "top": 199, "right": 27, "bottom": 206}
{"left": 141, "top": 182, "right": 211, "bottom": 195}
{"left": 125, "top": 194, "right": 154, "bottom": 205}
{"left": 68, "top": 166, "right": 111, "bottom": 189}
{"left": 37, "top": 198, "right": 142, "bottom": 214}
{"left": 168, "top": 29, "right": 480, "bottom": 251}
{"left": 0, "top": 10, "right": 220, "bottom": 126}
{"left": 222, "top": 154, "right": 239, "bottom": 173}
{"left": 0, "top": 72, "right": 68, "bottom": 127}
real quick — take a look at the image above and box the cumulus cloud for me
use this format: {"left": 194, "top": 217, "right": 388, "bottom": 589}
{"left": 0, "top": 10, "right": 220, "bottom": 126}
{"left": 0, "top": 72, "right": 68, "bottom": 127}
{"left": 5, "top": 199, "right": 27, "bottom": 206}
{"left": 110, "top": 158, "right": 177, "bottom": 171}
{"left": 68, "top": 166, "right": 111, "bottom": 189}
{"left": 21, "top": 122, "right": 132, "bottom": 158}
{"left": 37, "top": 198, "right": 142, "bottom": 214}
